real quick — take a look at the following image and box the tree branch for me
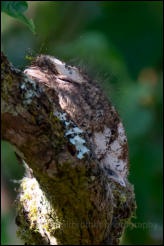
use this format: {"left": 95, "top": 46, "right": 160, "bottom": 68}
{"left": 1, "top": 52, "right": 136, "bottom": 245}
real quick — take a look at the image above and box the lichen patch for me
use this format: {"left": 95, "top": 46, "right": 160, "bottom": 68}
{"left": 54, "top": 111, "right": 89, "bottom": 159}
{"left": 69, "top": 135, "right": 89, "bottom": 159}
{"left": 20, "top": 75, "right": 41, "bottom": 104}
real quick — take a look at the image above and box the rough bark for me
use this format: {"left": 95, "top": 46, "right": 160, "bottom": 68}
{"left": 1, "top": 52, "right": 136, "bottom": 245}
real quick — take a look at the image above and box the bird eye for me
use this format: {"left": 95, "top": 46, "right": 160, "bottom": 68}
{"left": 104, "top": 167, "right": 116, "bottom": 177}
{"left": 61, "top": 78, "right": 73, "bottom": 83}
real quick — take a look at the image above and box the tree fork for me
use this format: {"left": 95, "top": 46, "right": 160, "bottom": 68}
{"left": 1, "top": 52, "right": 136, "bottom": 245}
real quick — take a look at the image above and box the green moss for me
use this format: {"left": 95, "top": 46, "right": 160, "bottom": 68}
{"left": 25, "top": 56, "right": 35, "bottom": 61}
{"left": 15, "top": 149, "right": 136, "bottom": 245}
{"left": 16, "top": 176, "right": 59, "bottom": 244}
{"left": 27, "top": 161, "right": 97, "bottom": 244}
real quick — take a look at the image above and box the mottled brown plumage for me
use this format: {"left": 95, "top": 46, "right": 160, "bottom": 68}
{"left": 24, "top": 55, "right": 129, "bottom": 187}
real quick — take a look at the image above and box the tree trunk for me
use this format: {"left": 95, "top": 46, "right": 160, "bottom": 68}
{"left": 1, "top": 52, "right": 136, "bottom": 245}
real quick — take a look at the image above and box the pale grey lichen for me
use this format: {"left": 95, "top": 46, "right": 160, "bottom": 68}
{"left": 20, "top": 76, "right": 41, "bottom": 104}
{"left": 90, "top": 176, "right": 96, "bottom": 181}
{"left": 65, "top": 127, "right": 83, "bottom": 136}
{"left": 54, "top": 112, "right": 67, "bottom": 122}
{"left": 69, "top": 136, "right": 89, "bottom": 159}
{"left": 54, "top": 111, "right": 90, "bottom": 159}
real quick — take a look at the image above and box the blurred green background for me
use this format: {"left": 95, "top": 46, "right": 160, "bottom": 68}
{"left": 1, "top": 1, "right": 163, "bottom": 245}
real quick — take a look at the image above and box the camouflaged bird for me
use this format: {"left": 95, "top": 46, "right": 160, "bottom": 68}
{"left": 24, "top": 55, "right": 129, "bottom": 187}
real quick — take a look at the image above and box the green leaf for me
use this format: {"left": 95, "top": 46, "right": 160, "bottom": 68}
{"left": 1, "top": 1, "right": 35, "bottom": 34}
